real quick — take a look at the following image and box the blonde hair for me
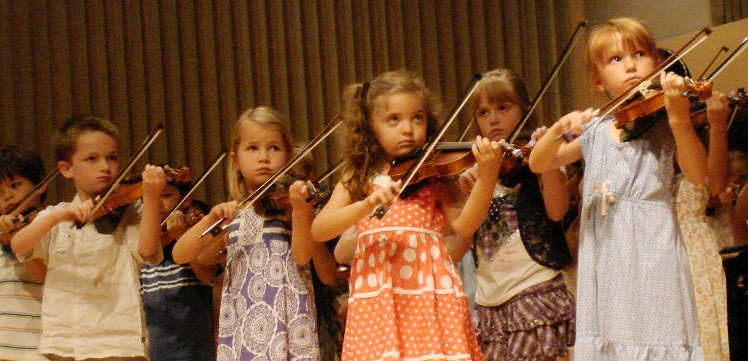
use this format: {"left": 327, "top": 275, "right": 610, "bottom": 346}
{"left": 586, "top": 18, "right": 660, "bottom": 88}
{"left": 468, "top": 68, "right": 533, "bottom": 128}
{"left": 338, "top": 69, "right": 442, "bottom": 201}
{"left": 227, "top": 106, "right": 296, "bottom": 202}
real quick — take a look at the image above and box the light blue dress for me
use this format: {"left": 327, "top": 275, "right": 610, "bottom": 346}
{"left": 217, "top": 209, "right": 319, "bottom": 361}
{"left": 576, "top": 116, "right": 704, "bottom": 360}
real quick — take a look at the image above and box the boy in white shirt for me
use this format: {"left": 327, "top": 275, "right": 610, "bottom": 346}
{"left": 12, "top": 114, "right": 166, "bottom": 361}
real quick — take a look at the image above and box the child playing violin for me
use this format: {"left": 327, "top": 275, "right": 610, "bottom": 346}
{"left": 675, "top": 89, "right": 732, "bottom": 361}
{"left": 310, "top": 69, "right": 503, "bottom": 360}
{"left": 529, "top": 18, "right": 706, "bottom": 359}
{"left": 0, "top": 145, "right": 47, "bottom": 361}
{"left": 140, "top": 173, "right": 217, "bottom": 361}
{"left": 173, "top": 106, "right": 334, "bottom": 360}
{"left": 457, "top": 68, "right": 575, "bottom": 361}
{"left": 11, "top": 114, "right": 166, "bottom": 360}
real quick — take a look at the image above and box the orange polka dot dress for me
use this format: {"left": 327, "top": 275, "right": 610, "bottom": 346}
{"left": 342, "top": 177, "right": 484, "bottom": 361}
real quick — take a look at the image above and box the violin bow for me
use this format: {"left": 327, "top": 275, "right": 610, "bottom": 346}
{"left": 200, "top": 118, "right": 343, "bottom": 238}
{"left": 696, "top": 46, "right": 729, "bottom": 81}
{"left": 5, "top": 168, "right": 61, "bottom": 217}
{"left": 370, "top": 74, "right": 483, "bottom": 219}
{"left": 456, "top": 21, "right": 589, "bottom": 144}
{"left": 160, "top": 149, "right": 227, "bottom": 228}
{"left": 507, "top": 21, "right": 588, "bottom": 144}
{"left": 557, "top": 27, "right": 713, "bottom": 142}
{"left": 80, "top": 124, "right": 164, "bottom": 227}
{"left": 696, "top": 37, "right": 748, "bottom": 85}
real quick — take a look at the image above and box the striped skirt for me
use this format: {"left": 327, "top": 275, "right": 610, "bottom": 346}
{"left": 474, "top": 274, "right": 575, "bottom": 361}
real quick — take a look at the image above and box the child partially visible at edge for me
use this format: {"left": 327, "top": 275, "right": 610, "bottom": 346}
{"left": 0, "top": 145, "right": 48, "bottom": 361}
{"left": 140, "top": 173, "right": 217, "bottom": 361}
{"left": 11, "top": 114, "right": 166, "bottom": 360}
{"left": 310, "top": 69, "right": 502, "bottom": 360}
{"left": 529, "top": 18, "right": 706, "bottom": 360}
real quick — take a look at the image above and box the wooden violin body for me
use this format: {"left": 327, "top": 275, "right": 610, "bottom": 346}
{"left": 86, "top": 166, "right": 191, "bottom": 225}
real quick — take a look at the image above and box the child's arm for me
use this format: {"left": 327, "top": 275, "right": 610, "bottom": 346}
{"left": 311, "top": 179, "right": 398, "bottom": 243}
{"left": 289, "top": 180, "right": 316, "bottom": 266}
{"left": 139, "top": 165, "right": 167, "bottom": 259}
{"left": 173, "top": 201, "right": 238, "bottom": 264}
{"left": 11, "top": 200, "right": 93, "bottom": 255}
{"left": 528, "top": 108, "right": 593, "bottom": 174}
{"left": 705, "top": 92, "right": 731, "bottom": 194}
{"left": 446, "top": 136, "right": 502, "bottom": 239}
{"left": 333, "top": 226, "right": 357, "bottom": 265}
{"left": 662, "top": 71, "right": 707, "bottom": 185}
{"left": 533, "top": 127, "right": 570, "bottom": 221}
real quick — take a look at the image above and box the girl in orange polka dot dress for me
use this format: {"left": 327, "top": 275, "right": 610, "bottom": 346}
{"left": 311, "top": 69, "right": 502, "bottom": 361}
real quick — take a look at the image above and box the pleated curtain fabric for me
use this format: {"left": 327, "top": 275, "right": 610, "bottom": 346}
{"left": 0, "top": 0, "right": 585, "bottom": 206}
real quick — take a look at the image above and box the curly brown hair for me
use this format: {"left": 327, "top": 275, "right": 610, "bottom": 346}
{"left": 338, "top": 69, "right": 442, "bottom": 201}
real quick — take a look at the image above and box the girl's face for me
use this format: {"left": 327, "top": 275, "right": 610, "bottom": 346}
{"left": 370, "top": 91, "right": 428, "bottom": 162}
{"left": 474, "top": 93, "right": 524, "bottom": 142}
{"left": 0, "top": 175, "right": 38, "bottom": 214}
{"left": 593, "top": 37, "right": 656, "bottom": 99}
{"left": 231, "top": 121, "right": 290, "bottom": 191}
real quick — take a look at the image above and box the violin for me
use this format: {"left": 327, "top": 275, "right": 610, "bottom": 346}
{"left": 388, "top": 142, "right": 476, "bottom": 194}
{"left": 268, "top": 174, "right": 334, "bottom": 213}
{"left": 161, "top": 200, "right": 207, "bottom": 246}
{"left": 86, "top": 166, "right": 191, "bottom": 224}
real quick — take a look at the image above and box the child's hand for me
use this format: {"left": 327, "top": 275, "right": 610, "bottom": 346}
{"left": 473, "top": 135, "right": 502, "bottom": 182}
{"left": 60, "top": 199, "right": 94, "bottom": 223}
{"left": 165, "top": 210, "right": 187, "bottom": 236}
{"left": 458, "top": 165, "right": 478, "bottom": 195}
{"left": 531, "top": 126, "right": 550, "bottom": 142}
{"left": 661, "top": 71, "right": 691, "bottom": 124}
{"left": 141, "top": 165, "right": 167, "bottom": 200}
{"left": 365, "top": 181, "right": 400, "bottom": 208}
{"left": 289, "top": 180, "right": 314, "bottom": 213}
{"left": 553, "top": 108, "right": 595, "bottom": 139}
{"left": 209, "top": 201, "right": 239, "bottom": 221}
{"left": 706, "top": 91, "right": 731, "bottom": 130}
{"left": 0, "top": 214, "right": 15, "bottom": 234}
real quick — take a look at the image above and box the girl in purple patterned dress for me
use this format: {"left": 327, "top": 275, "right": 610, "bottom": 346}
{"left": 174, "top": 106, "right": 336, "bottom": 360}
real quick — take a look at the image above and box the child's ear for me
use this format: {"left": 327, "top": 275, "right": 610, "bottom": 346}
{"left": 58, "top": 160, "right": 74, "bottom": 179}
{"left": 591, "top": 74, "right": 606, "bottom": 93}
{"left": 229, "top": 151, "right": 240, "bottom": 172}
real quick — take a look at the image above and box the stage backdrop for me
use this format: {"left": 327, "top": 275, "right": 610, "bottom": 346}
{"left": 1, "top": 0, "right": 587, "bottom": 205}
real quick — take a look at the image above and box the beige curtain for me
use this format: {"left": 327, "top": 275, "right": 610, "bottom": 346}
{"left": 0, "top": 0, "right": 585, "bottom": 206}
{"left": 711, "top": 0, "right": 748, "bottom": 25}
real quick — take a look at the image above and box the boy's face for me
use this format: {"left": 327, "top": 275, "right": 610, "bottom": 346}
{"left": 592, "top": 37, "right": 656, "bottom": 99}
{"left": 160, "top": 184, "right": 183, "bottom": 216}
{"left": 59, "top": 130, "right": 121, "bottom": 200}
{"left": 0, "top": 175, "right": 39, "bottom": 214}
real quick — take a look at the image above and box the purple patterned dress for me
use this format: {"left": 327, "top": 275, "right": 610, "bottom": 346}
{"left": 217, "top": 209, "right": 319, "bottom": 360}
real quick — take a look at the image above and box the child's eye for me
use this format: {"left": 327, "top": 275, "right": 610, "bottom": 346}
{"left": 108, "top": 155, "right": 120, "bottom": 161}
{"left": 246, "top": 145, "right": 258, "bottom": 151}
{"left": 634, "top": 50, "right": 645, "bottom": 58}
{"left": 476, "top": 109, "right": 489, "bottom": 117}
{"left": 270, "top": 145, "right": 282, "bottom": 152}
{"left": 610, "top": 55, "right": 621, "bottom": 63}
{"left": 413, "top": 114, "right": 425, "bottom": 122}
